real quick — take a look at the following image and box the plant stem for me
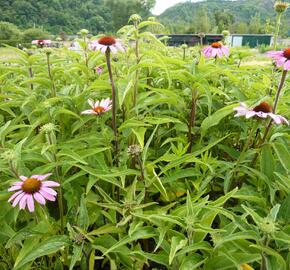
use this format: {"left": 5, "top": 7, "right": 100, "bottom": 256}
{"left": 183, "top": 48, "right": 186, "bottom": 60}
{"left": 273, "top": 69, "right": 287, "bottom": 113}
{"left": 46, "top": 131, "right": 64, "bottom": 234}
{"left": 83, "top": 36, "right": 88, "bottom": 68}
{"left": 133, "top": 22, "right": 140, "bottom": 111}
{"left": 105, "top": 50, "right": 119, "bottom": 167}
{"left": 273, "top": 13, "right": 282, "bottom": 50}
{"left": 28, "top": 66, "right": 34, "bottom": 90}
{"left": 229, "top": 122, "right": 258, "bottom": 190}
{"left": 187, "top": 89, "right": 198, "bottom": 153}
{"left": 46, "top": 53, "right": 56, "bottom": 97}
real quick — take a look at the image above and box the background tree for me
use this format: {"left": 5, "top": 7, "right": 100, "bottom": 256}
{"left": 0, "top": 21, "right": 22, "bottom": 46}
{"left": 23, "top": 28, "right": 51, "bottom": 43}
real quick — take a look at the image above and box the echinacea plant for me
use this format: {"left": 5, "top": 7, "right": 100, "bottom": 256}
{"left": 203, "top": 42, "right": 229, "bottom": 58}
{"left": 234, "top": 102, "right": 289, "bottom": 125}
{"left": 8, "top": 173, "right": 59, "bottom": 212}
{"left": 81, "top": 98, "right": 112, "bottom": 115}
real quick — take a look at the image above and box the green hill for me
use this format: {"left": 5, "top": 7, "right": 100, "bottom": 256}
{"left": 0, "top": 0, "right": 155, "bottom": 34}
{"left": 159, "top": 0, "right": 290, "bottom": 36}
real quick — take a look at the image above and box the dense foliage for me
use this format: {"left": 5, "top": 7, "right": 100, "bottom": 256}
{"left": 160, "top": 0, "right": 290, "bottom": 35}
{"left": 0, "top": 0, "right": 155, "bottom": 34}
{"left": 0, "top": 18, "right": 289, "bottom": 270}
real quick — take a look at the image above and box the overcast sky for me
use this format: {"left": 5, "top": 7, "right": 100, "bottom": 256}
{"left": 152, "top": 0, "right": 188, "bottom": 15}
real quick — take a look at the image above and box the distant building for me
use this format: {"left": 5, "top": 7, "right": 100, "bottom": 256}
{"left": 228, "top": 34, "right": 273, "bottom": 48}
{"left": 156, "top": 34, "right": 223, "bottom": 46}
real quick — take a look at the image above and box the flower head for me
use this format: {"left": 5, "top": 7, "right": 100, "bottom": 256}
{"left": 267, "top": 48, "right": 290, "bottom": 70}
{"left": 32, "top": 40, "right": 51, "bottom": 45}
{"left": 8, "top": 173, "right": 59, "bottom": 212}
{"left": 90, "top": 36, "right": 125, "bottom": 54}
{"left": 95, "top": 66, "right": 103, "bottom": 75}
{"left": 203, "top": 42, "right": 229, "bottom": 58}
{"left": 274, "top": 1, "right": 289, "bottom": 13}
{"left": 129, "top": 14, "right": 142, "bottom": 23}
{"left": 127, "top": 144, "right": 142, "bottom": 157}
{"left": 81, "top": 98, "right": 112, "bottom": 115}
{"left": 233, "top": 102, "right": 289, "bottom": 125}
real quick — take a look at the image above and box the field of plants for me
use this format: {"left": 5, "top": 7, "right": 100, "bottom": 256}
{"left": 0, "top": 17, "right": 289, "bottom": 270}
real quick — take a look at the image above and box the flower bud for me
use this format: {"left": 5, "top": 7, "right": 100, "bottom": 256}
{"left": 274, "top": 1, "right": 289, "bottom": 13}
{"left": 259, "top": 218, "right": 277, "bottom": 234}
{"left": 79, "top": 29, "right": 89, "bottom": 36}
{"left": 127, "top": 144, "right": 142, "bottom": 157}
{"left": 129, "top": 14, "right": 142, "bottom": 23}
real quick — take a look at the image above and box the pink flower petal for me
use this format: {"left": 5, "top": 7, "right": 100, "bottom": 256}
{"left": 41, "top": 187, "right": 57, "bottom": 196}
{"left": 283, "top": 60, "right": 290, "bottom": 71}
{"left": 31, "top": 173, "right": 52, "bottom": 181}
{"left": 19, "top": 194, "right": 28, "bottom": 209}
{"left": 8, "top": 190, "right": 23, "bottom": 203}
{"left": 110, "top": 45, "right": 117, "bottom": 54}
{"left": 81, "top": 109, "right": 95, "bottom": 115}
{"left": 39, "top": 190, "right": 56, "bottom": 201}
{"left": 34, "top": 192, "right": 46, "bottom": 205}
{"left": 8, "top": 185, "right": 22, "bottom": 192}
{"left": 19, "top": 176, "right": 27, "bottom": 181}
{"left": 27, "top": 195, "right": 35, "bottom": 212}
{"left": 42, "top": 181, "right": 60, "bottom": 187}
{"left": 245, "top": 111, "right": 256, "bottom": 118}
{"left": 12, "top": 192, "right": 26, "bottom": 207}
{"left": 115, "top": 41, "right": 125, "bottom": 52}
{"left": 101, "top": 46, "right": 107, "bottom": 54}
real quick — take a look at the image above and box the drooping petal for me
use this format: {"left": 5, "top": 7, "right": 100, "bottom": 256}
{"left": 203, "top": 47, "right": 212, "bottom": 58}
{"left": 245, "top": 111, "right": 257, "bottom": 118}
{"left": 42, "top": 181, "right": 60, "bottom": 187}
{"left": 8, "top": 190, "right": 24, "bottom": 203}
{"left": 81, "top": 109, "right": 95, "bottom": 115}
{"left": 283, "top": 60, "right": 290, "bottom": 71}
{"left": 269, "top": 113, "right": 289, "bottom": 125}
{"left": 276, "top": 57, "right": 287, "bottom": 67}
{"left": 211, "top": 48, "right": 218, "bottom": 58}
{"left": 41, "top": 187, "right": 57, "bottom": 196}
{"left": 34, "top": 192, "right": 46, "bottom": 205}
{"left": 221, "top": 46, "right": 229, "bottom": 56}
{"left": 101, "top": 46, "right": 108, "bottom": 54}
{"left": 27, "top": 195, "right": 35, "bottom": 212}
{"left": 18, "top": 194, "right": 28, "bottom": 209}
{"left": 39, "top": 190, "right": 56, "bottom": 201}
{"left": 115, "top": 41, "right": 125, "bottom": 52}
{"left": 8, "top": 185, "right": 22, "bottom": 192}
{"left": 216, "top": 48, "right": 223, "bottom": 58}
{"left": 109, "top": 45, "right": 117, "bottom": 54}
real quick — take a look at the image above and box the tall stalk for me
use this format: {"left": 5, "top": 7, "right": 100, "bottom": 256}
{"left": 46, "top": 51, "right": 56, "bottom": 97}
{"left": 132, "top": 17, "right": 141, "bottom": 111}
{"left": 105, "top": 50, "right": 119, "bottom": 166}
{"left": 273, "top": 13, "right": 282, "bottom": 50}
{"left": 187, "top": 89, "right": 198, "bottom": 153}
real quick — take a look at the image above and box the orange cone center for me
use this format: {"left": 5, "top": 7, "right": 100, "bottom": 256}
{"left": 22, "top": 178, "right": 41, "bottom": 194}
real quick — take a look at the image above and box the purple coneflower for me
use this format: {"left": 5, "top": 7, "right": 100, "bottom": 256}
{"left": 8, "top": 173, "right": 59, "bottom": 212}
{"left": 81, "top": 98, "right": 112, "bottom": 115}
{"left": 91, "top": 36, "right": 124, "bottom": 54}
{"left": 234, "top": 102, "right": 289, "bottom": 125}
{"left": 95, "top": 66, "right": 103, "bottom": 75}
{"left": 267, "top": 48, "right": 290, "bottom": 70}
{"left": 203, "top": 42, "right": 229, "bottom": 58}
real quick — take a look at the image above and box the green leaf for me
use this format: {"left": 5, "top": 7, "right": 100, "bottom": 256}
{"left": 169, "top": 236, "right": 187, "bottom": 265}
{"left": 14, "top": 236, "right": 70, "bottom": 270}
{"left": 273, "top": 142, "right": 290, "bottom": 172}
{"left": 200, "top": 104, "right": 237, "bottom": 137}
